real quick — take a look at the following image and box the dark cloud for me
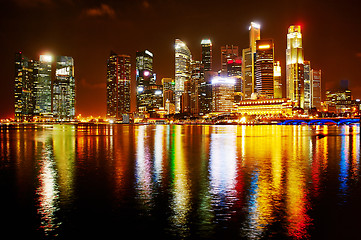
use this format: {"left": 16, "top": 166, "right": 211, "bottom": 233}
{"left": 82, "top": 4, "right": 116, "bottom": 19}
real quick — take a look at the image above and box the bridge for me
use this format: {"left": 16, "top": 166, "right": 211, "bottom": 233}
{"left": 277, "top": 118, "right": 360, "bottom": 125}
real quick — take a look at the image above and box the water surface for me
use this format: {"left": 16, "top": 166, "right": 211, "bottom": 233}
{"left": 1, "top": 124, "right": 360, "bottom": 239}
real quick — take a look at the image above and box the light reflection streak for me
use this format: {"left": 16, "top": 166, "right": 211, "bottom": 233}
{"left": 135, "top": 126, "right": 153, "bottom": 213}
{"left": 197, "top": 125, "right": 213, "bottom": 236}
{"left": 154, "top": 125, "right": 165, "bottom": 185}
{"left": 339, "top": 126, "right": 350, "bottom": 200}
{"left": 169, "top": 125, "right": 191, "bottom": 238}
{"left": 286, "top": 127, "right": 311, "bottom": 239}
{"left": 350, "top": 125, "right": 360, "bottom": 180}
{"left": 209, "top": 126, "right": 238, "bottom": 224}
{"left": 36, "top": 131, "right": 60, "bottom": 236}
{"left": 52, "top": 125, "right": 75, "bottom": 205}
{"left": 113, "top": 125, "right": 131, "bottom": 203}
{"left": 242, "top": 125, "right": 285, "bottom": 239}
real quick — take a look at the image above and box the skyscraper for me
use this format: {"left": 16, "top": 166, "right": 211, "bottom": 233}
{"left": 136, "top": 50, "right": 155, "bottom": 111}
{"left": 36, "top": 55, "right": 53, "bottom": 118}
{"left": 303, "top": 60, "right": 311, "bottom": 109}
{"left": 53, "top": 56, "right": 75, "bottom": 120}
{"left": 212, "top": 77, "right": 235, "bottom": 112}
{"left": 242, "top": 48, "right": 253, "bottom": 99}
{"left": 175, "top": 39, "right": 191, "bottom": 113}
{"left": 242, "top": 22, "right": 261, "bottom": 99}
{"left": 106, "top": 51, "right": 131, "bottom": 119}
{"left": 189, "top": 60, "right": 202, "bottom": 115}
{"left": 273, "top": 61, "right": 282, "bottom": 99}
{"left": 201, "top": 39, "right": 212, "bottom": 71}
{"left": 162, "top": 78, "right": 175, "bottom": 108}
{"left": 14, "top": 52, "right": 36, "bottom": 121}
{"left": 255, "top": 39, "right": 274, "bottom": 98}
{"left": 311, "top": 69, "right": 322, "bottom": 110}
{"left": 221, "top": 45, "right": 239, "bottom": 74}
{"left": 286, "top": 25, "right": 304, "bottom": 108}
{"left": 249, "top": 22, "right": 261, "bottom": 54}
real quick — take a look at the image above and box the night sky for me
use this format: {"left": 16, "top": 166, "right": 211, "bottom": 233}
{"left": 1, "top": 0, "right": 361, "bottom": 118}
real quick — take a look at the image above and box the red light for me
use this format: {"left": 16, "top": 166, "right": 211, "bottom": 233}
{"left": 227, "top": 60, "right": 234, "bottom": 64}
{"left": 235, "top": 60, "right": 242, "bottom": 64}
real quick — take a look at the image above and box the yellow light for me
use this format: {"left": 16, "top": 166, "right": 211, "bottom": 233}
{"left": 258, "top": 45, "right": 270, "bottom": 49}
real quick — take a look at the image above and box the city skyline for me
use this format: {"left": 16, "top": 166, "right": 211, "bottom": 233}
{"left": 1, "top": 0, "right": 361, "bottom": 118}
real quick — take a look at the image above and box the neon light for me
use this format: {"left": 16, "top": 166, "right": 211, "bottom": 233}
{"left": 145, "top": 50, "right": 153, "bottom": 57}
{"left": 211, "top": 77, "right": 236, "bottom": 85}
{"left": 201, "top": 39, "right": 212, "bottom": 45}
{"left": 258, "top": 45, "right": 270, "bottom": 49}
{"left": 250, "top": 22, "right": 261, "bottom": 29}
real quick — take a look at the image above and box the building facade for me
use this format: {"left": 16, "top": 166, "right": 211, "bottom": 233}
{"left": 106, "top": 52, "right": 131, "bottom": 119}
{"left": 312, "top": 69, "right": 322, "bottom": 110}
{"left": 53, "top": 56, "right": 75, "bottom": 121}
{"left": 162, "top": 78, "right": 175, "bottom": 108}
{"left": 14, "top": 52, "right": 36, "bottom": 121}
{"left": 255, "top": 39, "right": 274, "bottom": 98}
{"left": 212, "top": 77, "right": 235, "bottom": 112}
{"left": 286, "top": 25, "right": 304, "bottom": 108}
{"left": 221, "top": 45, "right": 239, "bottom": 74}
{"left": 201, "top": 39, "right": 212, "bottom": 71}
{"left": 236, "top": 98, "right": 293, "bottom": 116}
{"left": 242, "top": 22, "right": 261, "bottom": 99}
{"left": 136, "top": 50, "right": 155, "bottom": 112}
{"left": 242, "top": 48, "right": 253, "bottom": 99}
{"left": 303, "top": 61, "right": 311, "bottom": 110}
{"left": 175, "top": 39, "right": 192, "bottom": 113}
{"left": 273, "top": 61, "right": 282, "bottom": 98}
{"left": 36, "top": 55, "right": 53, "bottom": 118}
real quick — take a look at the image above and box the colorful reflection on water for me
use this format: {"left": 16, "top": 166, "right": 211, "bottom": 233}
{"left": 1, "top": 124, "right": 361, "bottom": 239}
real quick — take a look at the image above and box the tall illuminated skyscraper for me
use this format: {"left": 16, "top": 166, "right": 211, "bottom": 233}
{"left": 175, "top": 39, "right": 191, "bottom": 113}
{"left": 201, "top": 39, "right": 212, "bottom": 71}
{"left": 273, "top": 61, "right": 282, "bottom": 99}
{"left": 242, "top": 48, "right": 252, "bottom": 99}
{"left": 242, "top": 22, "right": 261, "bottom": 99}
{"left": 286, "top": 25, "right": 304, "bottom": 108}
{"left": 212, "top": 77, "right": 235, "bottom": 112}
{"left": 255, "top": 39, "right": 274, "bottom": 98}
{"left": 162, "top": 78, "right": 175, "bottom": 107}
{"left": 136, "top": 50, "right": 156, "bottom": 112}
{"left": 311, "top": 69, "right": 322, "bottom": 110}
{"left": 221, "top": 45, "right": 239, "bottom": 73}
{"left": 53, "top": 56, "right": 75, "bottom": 120}
{"left": 303, "top": 60, "right": 311, "bottom": 109}
{"left": 222, "top": 45, "right": 241, "bottom": 99}
{"left": 106, "top": 51, "right": 131, "bottom": 119}
{"left": 249, "top": 22, "right": 261, "bottom": 53}
{"left": 34, "top": 55, "right": 53, "bottom": 119}
{"left": 14, "top": 52, "right": 36, "bottom": 121}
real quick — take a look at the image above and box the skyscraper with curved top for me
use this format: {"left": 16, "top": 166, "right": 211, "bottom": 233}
{"left": 175, "top": 39, "right": 191, "bottom": 113}
{"left": 286, "top": 25, "right": 304, "bottom": 108}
